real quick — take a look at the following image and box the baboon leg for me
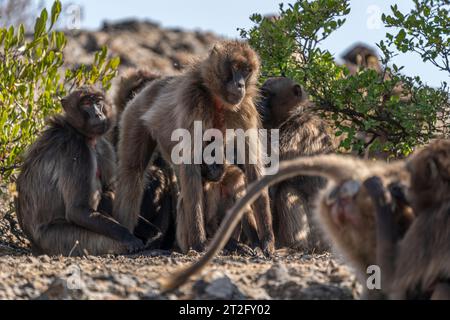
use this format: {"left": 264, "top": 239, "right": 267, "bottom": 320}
{"left": 274, "top": 184, "right": 310, "bottom": 250}
{"left": 363, "top": 176, "right": 397, "bottom": 287}
{"left": 114, "top": 118, "right": 157, "bottom": 231}
{"left": 241, "top": 210, "right": 259, "bottom": 248}
{"left": 431, "top": 282, "right": 450, "bottom": 300}
{"left": 176, "top": 165, "right": 207, "bottom": 252}
{"left": 36, "top": 221, "right": 126, "bottom": 256}
{"left": 245, "top": 163, "right": 274, "bottom": 254}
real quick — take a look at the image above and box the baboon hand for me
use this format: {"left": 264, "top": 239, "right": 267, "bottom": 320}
{"left": 363, "top": 176, "right": 392, "bottom": 208}
{"left": 261, "top": 237, "right": 275, "bottom": 257}
{"left": 124, "top": 236, "right": 146, "bottom": 254}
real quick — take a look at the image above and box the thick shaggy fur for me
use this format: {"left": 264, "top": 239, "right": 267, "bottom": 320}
{"left": 114, "top": 41, "right": 274, "bottom": 254}
{"left": 16, "top": 87, "right": 142, "bottom": 256}
{"left": 113, "top": 69, "right": 177, "bottom": 249}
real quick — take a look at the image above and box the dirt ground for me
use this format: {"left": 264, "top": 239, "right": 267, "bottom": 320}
{"left": 0, "top": 195, "right": 362, "bottom": 300}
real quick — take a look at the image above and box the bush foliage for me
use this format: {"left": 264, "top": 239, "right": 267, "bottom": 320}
{"left": 0, "top": 0, "right": 120, "bottom": 184}
{"left": 240, "top": 0, "right": 449, "bottom": 157}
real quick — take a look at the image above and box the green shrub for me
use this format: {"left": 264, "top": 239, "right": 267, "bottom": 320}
{"left": 240, "top": 0, "right": 449, "bottom": 157}
{"left": 0, "top": 0, "right": 120, "bottom": 184}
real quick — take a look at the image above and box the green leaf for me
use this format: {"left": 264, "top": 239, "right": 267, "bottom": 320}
{"left": 34, "top": 8, "right": 48, "bottom": 39}
{"left": 50, "top": 0, "right": 62, "bottom": 30}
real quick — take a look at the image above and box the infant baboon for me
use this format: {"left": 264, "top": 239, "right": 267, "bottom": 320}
{"left": 366, "top": 140, "right": 450, "bottom": 300}
{"left": 259, "top": 77, "right": 335, "bottom": 251}
{"left": 15, "top": 87, "right": 145, "bottom": 256}
{"left": 161, "top": 154, "right": 413, "bottom": 295}
{"left": 113, "top": 69, "right": 177, "bottom": 249}
{"left": 114, "top": 41, "right": 274, "bottom": 255}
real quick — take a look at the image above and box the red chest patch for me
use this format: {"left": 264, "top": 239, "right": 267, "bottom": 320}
{"left": 96, "top": 166, "right": 102, "bottom": 179}
{"left": 213, "top": 96, "right": 225, "bottom": 132}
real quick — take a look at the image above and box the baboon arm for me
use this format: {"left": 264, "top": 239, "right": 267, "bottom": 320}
{"left": 98, "top": 191, "right": 114, "bottom": 216}
{"left": 65, "top": 206, "right": 136, "bottom": 243}
{"left": 60, "top": 160, "right": 136, "bottom": 243}
{"left": 363, "top": 176, "right": 397, "bottom": 285}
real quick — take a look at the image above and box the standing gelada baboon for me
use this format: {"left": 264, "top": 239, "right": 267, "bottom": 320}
{"left": 113, "top": 69, "right": 177, "bottom": 249}
{"left": 366, "top": 140, "right": 450, "bottom": 300}
{"left": 15, "top": 87, "right": 145, "bottom": 256}
{"left": 114, "top": 40, "right": 275, "bottom": 254}
{"left": 259, "top": 77, "right": 335, "bottom": 251}
{"left": 161, "top": 153, "right": 413, "bottom": 295}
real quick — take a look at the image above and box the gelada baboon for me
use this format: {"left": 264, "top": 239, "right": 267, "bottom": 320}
{"left": 15, "top": 87, "right": 145, "bottom": 256}
{"left": 342, "top": 44, "right": 381, "bottom": 75}
{"left": 110, "top": 69, "right": 160, "bottom": 149}
{"left": 366, "top": 140, "right": 450, "bottom": 300}
{"left": 259, "top": 77, "right": 335, "bottom": 251}
{"left": 160, "top": 154, "right": 412, "bottom": 294}
{"left": 113, "top": 69, "right": 176, "bottom": 249}
{"left": 114, "top": 40, "right": 274, "bottom": 254}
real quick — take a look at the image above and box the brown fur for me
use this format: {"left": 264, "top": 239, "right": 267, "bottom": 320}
{"left": 259, "top": 77, "right": 335, "bottom": 251}
{"left": 160, "top": 154, "right": 413, "bottom": 295}
{"left": 112, "top": 69, "right": 177, "bottom": 249}
{"left": 15, "top": 87, "right": 145, "bottom": 256}
{"left": 110, "top": 69, "right": 160, "bottom": 149}
{"left": 114, "top": 41, "right": 274, "bottom": 254}
{"left": 342, "top": 44, "right": 381, "bottom": 75}
{"left": 204, "top": 165, "right": 258, "bottom": 249}
{"left": 368, "top": 140, "right": 450, "bottom": 299}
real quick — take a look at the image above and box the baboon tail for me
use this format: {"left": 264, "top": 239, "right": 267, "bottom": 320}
{"left": 160, "top": 154, "right": 361, "bottom": 293}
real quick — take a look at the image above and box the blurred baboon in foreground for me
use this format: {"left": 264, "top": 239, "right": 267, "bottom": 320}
{"left": 258, "top": 77, "right": 335, "bottom": 251}
{"left": 114, "top": 41, "right": 275, "bottom": 255}
{"left": 161, "top": 154, "right": 413, "bottom": 296}
{"left": 366, "top": 140, "right": 450, "bottom": 300}
{"left": 16, "top": 87, "right": 146, "bottom": 256}
{"left": 113, "top": 69, "right": 177, "bottom": 249}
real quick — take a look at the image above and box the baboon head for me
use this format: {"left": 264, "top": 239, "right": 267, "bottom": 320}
{"left": 406, "top": 139, "right": 450, "bottom": 211}
{"left": 115, "top": 69, "right": 160, "bottom": 114}
{"left": 61, "top": 86, "right": 112, "bottom": 138}
{"left": 201, "top": 40, "right": 260, "bottom": 106}
{"left": 259, "top": 77, "right": 306, "bottom": 127}
{"left": 342, "top": 44, "right": 381, "bottom": 73}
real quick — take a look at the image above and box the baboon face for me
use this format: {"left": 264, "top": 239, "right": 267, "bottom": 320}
{"left": 207, "top": 41, "right": 260, "bottom": 106}
{"left": 62, "top": 87, "right": 111, "bottom": 137}
{"left": 323, "top": 180, "right": 369, "bottom": 228}
{"left": 259, "top": 77, "right": 304, "bottom": 123}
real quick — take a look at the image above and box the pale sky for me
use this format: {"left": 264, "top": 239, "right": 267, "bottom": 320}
{"left": 44, "top": 0, "right": 448, "bottom": 87}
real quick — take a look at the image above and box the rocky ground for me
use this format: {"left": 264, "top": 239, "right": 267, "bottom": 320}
{"left": 0, "top": 20, "right": 362, "bottom": 300}
{"left": 0, "top": 196, "right": 361, "bottom": 300}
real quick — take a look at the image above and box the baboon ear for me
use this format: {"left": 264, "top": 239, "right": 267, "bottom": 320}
{"left": 293, "top": 84, "right": 302, "bottom": 98}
